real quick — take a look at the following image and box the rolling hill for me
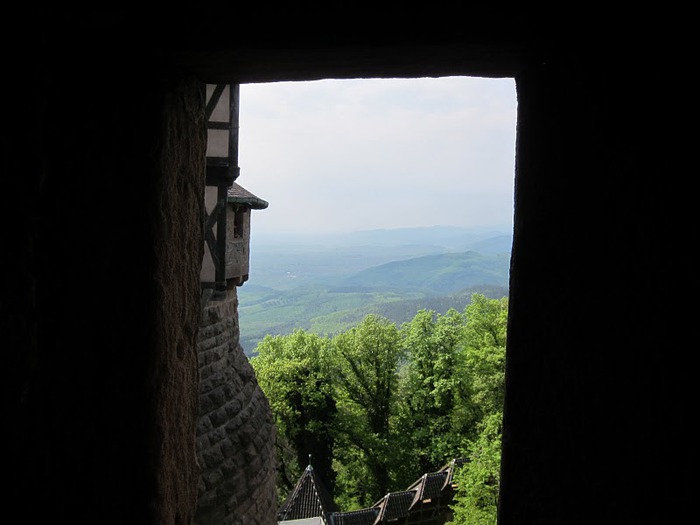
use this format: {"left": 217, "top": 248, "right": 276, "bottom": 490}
{"left": 237, "top": 227, "right": 512, "bottom": 355}
{"left": 338, "top": 251, "right": 510, "bottom": 295}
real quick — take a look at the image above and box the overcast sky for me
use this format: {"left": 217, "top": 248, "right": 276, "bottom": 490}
{"left": 237, "top": 76, "right": 517, "bottom": 236}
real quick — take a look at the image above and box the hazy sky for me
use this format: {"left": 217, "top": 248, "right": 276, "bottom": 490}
{"left": 237, "top": 76, "right": 517, "bottom": 235}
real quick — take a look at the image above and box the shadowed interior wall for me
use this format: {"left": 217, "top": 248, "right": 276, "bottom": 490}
{"left": 502, "top": 59, "right": 694, "bottom": 524}
{"left": 5, "top": 55, "right": 205, "bottom": 523}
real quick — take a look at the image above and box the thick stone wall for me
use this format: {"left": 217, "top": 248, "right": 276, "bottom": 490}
{"left": 5, "top": 54, "right": 204, "bottom": 522}
{"left": 196, "top": 288, "right": 278, "bottom": 525}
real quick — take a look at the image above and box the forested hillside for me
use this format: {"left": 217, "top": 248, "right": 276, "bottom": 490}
{"left": 238, "top": 226, "right": 512, "bottom": 355}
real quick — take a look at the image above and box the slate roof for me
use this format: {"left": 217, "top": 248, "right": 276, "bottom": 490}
{"left": 279, "top": 458, "right": 467, "bottom": 525}
{"left": 277, "top": 464, "right": 339, "bottom": 524}
{"left": 330, "top": 508, "right": 379, "bottom": 525}
{"left": 227, "top": 182, "right": 269, "bottom": 209}
{"left": 372, "top": 490, "right": 415, "bottom": 523}
{"left": 407, "top": 471, "right": 449, "bottom": 509}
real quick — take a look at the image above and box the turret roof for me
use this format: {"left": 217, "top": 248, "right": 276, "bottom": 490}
{"left": 277, "top": 462, "right": 339, "bottom": 524}
{"left": 227, "top": 182, "right": 269, "bottom": 209}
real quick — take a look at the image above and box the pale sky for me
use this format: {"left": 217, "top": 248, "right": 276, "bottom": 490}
{"left": 237, "top": 76, "right": 517, "bottom": 236}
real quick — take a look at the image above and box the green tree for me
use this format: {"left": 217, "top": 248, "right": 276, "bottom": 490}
{"left": 447, "top": 293, "right": 508, "bottom": 524}
{"left": 448, "top": 412, "right": 502, "bottom": 525}
{"left": 250, "top": 329, "right": 337, "bottom": 499}
{"left": 250, "top": 293, "right": 508, "bottom": 515}
{"left": 395, "top": 308, "right": 474, "bottom": 485}
{"left": 462, "top": 294, "right": 507, "bottom": 418}
{"left": 330, "top": 314, "right": 404, "bottom": 507}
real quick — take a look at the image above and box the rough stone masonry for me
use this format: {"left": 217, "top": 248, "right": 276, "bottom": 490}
{"left": 195, "top": 288, "right": 278, "bottom": 525}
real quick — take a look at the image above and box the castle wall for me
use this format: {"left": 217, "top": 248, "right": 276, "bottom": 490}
{"left": 5, "top": 63, "right": 205, "bottom": 523}
{"left": 196, "top": 288, "right": 278, "bottom": 525}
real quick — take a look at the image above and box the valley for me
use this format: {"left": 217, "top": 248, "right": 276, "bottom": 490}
{"left": 238, "top": 226, "right": 512, "bottom": 355}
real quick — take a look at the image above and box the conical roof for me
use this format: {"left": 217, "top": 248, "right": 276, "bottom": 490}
{"left": 278, "top": 461, "right": 339, "bottom": 523}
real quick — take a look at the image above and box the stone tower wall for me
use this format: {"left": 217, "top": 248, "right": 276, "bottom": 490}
{"left": 196, "top": 288, "right": 278, "bottom": 525}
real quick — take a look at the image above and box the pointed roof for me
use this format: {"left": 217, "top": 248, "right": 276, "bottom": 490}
{"left": 227, "top": 182, "right": 269, "bottom": 209}
{"left": 278, "top": 462, "right": 339, "bottom": 524}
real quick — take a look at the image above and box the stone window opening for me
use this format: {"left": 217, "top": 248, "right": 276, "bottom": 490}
{"left": 233, "top": 206, "right": 245, "bottom": 239}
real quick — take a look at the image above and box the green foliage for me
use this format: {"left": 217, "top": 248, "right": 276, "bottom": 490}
{"left": 330, "top": 314, "right": 404, "bottom": 504}
{"left": 250, "top": 330, "right": 337, "bottom": 498}
{"left": 251, "top": 293, "right": 508, "bottom": 516}
{"left": 446, "top": 294, "right": 507, "bottom": 525}
{"left": 395, "top": 308, "right": 473, "bottom": 484}
{"left": 463, "top": 295, "right": 507, "bottom": 417}
{"left": 448, "top": 412, "right": 503, "bottom": 525}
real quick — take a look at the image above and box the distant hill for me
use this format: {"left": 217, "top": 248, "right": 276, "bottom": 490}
{"left": 238, "top": 226, "right": 513, "bottom": 355}
{"left": 247, "top": 226, "right": 512, "bottom": 290}
{"left": 339, "top": 251, "right": 510, "bottom": 295}
{"left": 466, "top": 234, "right": 513, "bottom": 255}
{"left": 320, "top": 225, "right": 512, "bottom": 250}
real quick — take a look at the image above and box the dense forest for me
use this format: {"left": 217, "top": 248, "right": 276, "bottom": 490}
{"left": 250, "top": 293, "right": 507, "bottom": 524}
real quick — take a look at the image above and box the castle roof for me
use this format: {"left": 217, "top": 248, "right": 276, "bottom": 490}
{"left": 227, "top": 182, "right": 269, "bottom": 209}
{"left": 330, "top": 508, "right": 379, "bottom": 525}
{"left": 278, "top": 458, "right": 467, "bottom": 525}
{"left": 406, "top": 471, "right": 449, "bottom": 508}
{"left": 371, "top": 490, "right": 415, "bottom": 523}
{"left": 277, "top": 463, "right": 339, "bottom": 524}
